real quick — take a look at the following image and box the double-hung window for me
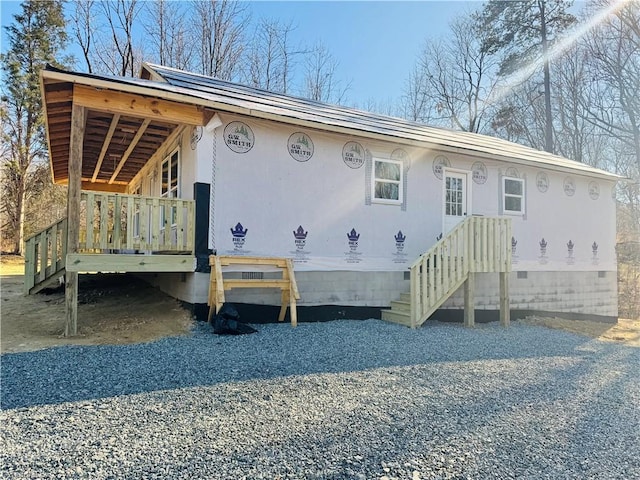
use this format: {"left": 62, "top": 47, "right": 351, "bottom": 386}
{"left": 502, "top": 176, "right": 525, "bottom": 214}
{"left": 161, "top": 149, "right": 179, "bottom": 225}
{"left": 372, "top": 158, "right": 403, "bottom": 205}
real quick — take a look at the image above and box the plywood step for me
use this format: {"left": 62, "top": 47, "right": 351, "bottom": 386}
{"left": 380, "top": 309, "right": 412, "bottom": 327}
{"left": 389, "top": 299, "right": 411, "bottom": 313}
{"left": 399, "top": 292, "right": 411, "bottom": 303}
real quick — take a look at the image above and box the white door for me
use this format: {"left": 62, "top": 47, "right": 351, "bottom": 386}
{"left": 443, "top": 170, "right": 470, "bottom": 234}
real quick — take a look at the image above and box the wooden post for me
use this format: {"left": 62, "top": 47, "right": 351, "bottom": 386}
{"left": 464, "top": 273, "right": 475, "bottom": 328}
{"left": 499, "top": 271, "right": 510, "bottom": 327}
{"left": 65, "top": 105, "right": 85, "bottom": 337}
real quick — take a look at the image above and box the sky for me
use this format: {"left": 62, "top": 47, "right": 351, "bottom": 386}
{"left": 0, "top": 1, "right": 475, "bottom": 107}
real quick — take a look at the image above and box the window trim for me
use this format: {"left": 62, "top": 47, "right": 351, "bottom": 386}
{"left": 160, "top": 148, "right": 180, "bottom": 227}
{"left": 161, "top": 148, "right": 180, "bottom": 199}
{"left": 502, "top": 176, "right": 525, "bottom": 215}
{"left": 371, "top": 157, "right": 403, "bottom": 205}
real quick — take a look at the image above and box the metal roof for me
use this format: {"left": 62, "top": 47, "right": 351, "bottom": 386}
{"left": 42, "top": 64, "right": 620, "bottom": 181}
{"left": 143, "top": 63, "right": 620, "bottom": 180}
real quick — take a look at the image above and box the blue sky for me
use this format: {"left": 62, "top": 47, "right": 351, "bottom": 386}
{"left": 1, "top": 1, "right": 475, "bottom": 106}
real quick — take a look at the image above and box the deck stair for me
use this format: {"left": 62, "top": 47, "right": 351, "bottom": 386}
{"left": 382, "top": 216, "right": 511, "bottom": 328}
{"left": 24, "top": 217, "right": 68, "bottom": 295}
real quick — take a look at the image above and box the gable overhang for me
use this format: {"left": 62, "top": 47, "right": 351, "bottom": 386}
{"left": 40, "top": 67, "right": 215, "bottom": 192}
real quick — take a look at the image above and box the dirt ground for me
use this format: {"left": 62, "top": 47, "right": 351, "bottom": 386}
{"left": 1, "top": 255, "right": 638, "bottom": 353}
{"left": 1, "top": 255, "right": 193, "bottom": 354}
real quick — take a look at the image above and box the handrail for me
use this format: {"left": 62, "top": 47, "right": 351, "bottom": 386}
{"left": 409, "top": 216, "right": 511, "bottom": 327}
{"left": 24, "top": 217, "right": 68, "bottom": 294}
{"left": 79, "top": 191, "right": 195, "bottom": 253}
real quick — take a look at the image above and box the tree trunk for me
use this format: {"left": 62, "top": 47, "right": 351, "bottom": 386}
{"left": 540, "top": 0, "right": 554, "bottom": 153}
{"left": 13, "top": 179, "right": 26, "bottom": 255}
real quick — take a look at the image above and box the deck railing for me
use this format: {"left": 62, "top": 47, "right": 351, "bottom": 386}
{"left": 24, "top": 191, "right": 196, "bottom": 294}
{"left": 79, "top": 191, "right": 195, "bottom": 253}
{"left": 409, "top": 216, "right": 511, "bottom": 327}
{"left": 24, "top": 217, "right": 68, "bottom": 294}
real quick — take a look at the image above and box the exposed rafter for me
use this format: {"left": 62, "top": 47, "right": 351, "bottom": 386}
{"left": 91, "top": 114, "right": 120, "bottom": 182}
{"left": 109, "top": 119, "right": 151, "bottom": 184}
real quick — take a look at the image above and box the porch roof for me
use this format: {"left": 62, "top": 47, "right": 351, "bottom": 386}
{"left": 41, "top": 64, "right": 621, "bottom": 187}
{"left": 40, "top": 65, "right": 214, "bottom": 192}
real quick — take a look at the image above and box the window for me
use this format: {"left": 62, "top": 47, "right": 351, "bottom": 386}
{"left": 503, "top": 176, "right": 525, "bottom": 214}
{"left": 161, "top": 149, "right": 180, "bottom": 225}
{"left": 161, "top": 150, "right": 179, "bottom": 199}
{"left": 372, "top": 158, "right": 403, "bottom": 204}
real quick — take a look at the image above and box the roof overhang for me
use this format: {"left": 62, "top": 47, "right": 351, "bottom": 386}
{"left": 40, "top": 66, "right": 214, "bottom": 190}
{"left": 41, "top": 65, "right": 623, "bottom": 188}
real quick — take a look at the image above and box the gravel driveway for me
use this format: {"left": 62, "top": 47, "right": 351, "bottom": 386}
{"left": 1, "top": 320, "right": 638, "bottom": 479}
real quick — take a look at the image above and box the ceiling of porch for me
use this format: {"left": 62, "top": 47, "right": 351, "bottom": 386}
{"left": 42, "top": 73, "right": 210, "bottom": 193}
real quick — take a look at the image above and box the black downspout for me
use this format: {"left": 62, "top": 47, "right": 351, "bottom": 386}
{"left": 193, "top": 182, "right": 212, "bottom": 273}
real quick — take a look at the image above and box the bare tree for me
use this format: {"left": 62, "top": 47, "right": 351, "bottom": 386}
{"left": 143, "top": 0, "right": 194, "bottom": 70}
{"left": 242, "top": 19, "right": 301, "bottom": 93}
{"left": 193, "top": 0, "right": 249, "bottom": 80}
{"left": 94, "top": 0, "right": 144, "bottom": 77}
{"left": 582, "top": 0, "right": 640, "bottom": 176}
{"left": 581, "top": 0, "right": 640, "bottom": 240}
{"left": 303, "top": 42, "right": 350, "bottom": 104}
{"left": 403, "top": 12, "right": 499, "bottom": 132}
{"left": 70, "top": 0, "right": 96, "bottom": 72}
{"left": 552, "top": 45, "right": 609, "bottom": 166}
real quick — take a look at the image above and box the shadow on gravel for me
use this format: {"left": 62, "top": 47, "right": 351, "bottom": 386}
{"left": 2, "top": 320, "right": 637, "bottom": 410}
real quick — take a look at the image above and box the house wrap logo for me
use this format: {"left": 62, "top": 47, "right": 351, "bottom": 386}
{"left": 472, "top": 161, "right": 487, "bottom": 184}
{"left": 539, "top": 237, "right": 548, "bottom": 265}
{"left": 432, "top": 155, "right": 450, "bottom": 179}
{"left": 563, "top": 177, "right": 576, "bottom": 196}
{"left": 393, "top": 230, "right": 408, "bottom": 264}
{"left": 395, "top": 231, "right": 406, "bottom": 252}
{"left": 536, "top": 172, "right": 549, "bottom": 193}
{"left": 293, "top": 225, "right": 308, "bottom": 250}
{"left": 288, "top": 132, "right": 314, "bottom": 162}
{"left": 224, "top": 122, "right": 254, "bottom": 153}
{"left": 347, "top": 228, "right": 360, "bottom": 251}
{"left": 342, "top": 142, "right": 365, "bottom": 169}
{"left": 230, "top": 222, "right": 248, "bottom": 251}
{"left": 566, "top": 240, "right": 575, "bottom": 265}
{"left": 345, "top": 228, "right": 362, "bottom": 263}
{"left": 291, "top": 225, "right": 310, "bottom": 263}
{"left": 592, "top": 241, "right": 599, "bottom": 265}
{"left": 511, "top": 236, "right": 519, "bottom": 264}
{"left": 391, "top": 148, "right": 410, "bottom": 170}
{"left": 588, "top": 181, "right": 600, "bottom": 200}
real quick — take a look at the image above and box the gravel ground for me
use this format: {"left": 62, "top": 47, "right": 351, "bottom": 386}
{"left": 1, "top": 319, "right": 639, "bottom": 479}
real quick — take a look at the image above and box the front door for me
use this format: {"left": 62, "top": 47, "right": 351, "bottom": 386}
{"left": 443, "top": 170, "right": 470, "bottom": 234}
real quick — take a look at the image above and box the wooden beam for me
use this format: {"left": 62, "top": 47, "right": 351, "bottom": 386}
{"left": 66, "top": 254, "right": 196, "bottom": 272}
{"left": 65, "top": 105, "right": 85, "bottom": 337}
{"left": 500, "top": 272, "right": 510, "bottom": 327}
{"left": 464, "top": 273, "right": 475, "bottom": 328}
{"left": 108, "top": 119, "right": 151, "bottom": 184}
{"left": 91, "top": 113, "right": 120, "bottom": 182}
{"left": 73, "top": 84, "right": 206, "bottom": 126}
{"left": 81, "top": 180, "right": 127, "bottom": 193}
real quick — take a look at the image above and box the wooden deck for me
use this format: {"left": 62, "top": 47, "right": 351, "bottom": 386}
{"left": 24, "top": 191, "right": 196, "bottom": 294}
